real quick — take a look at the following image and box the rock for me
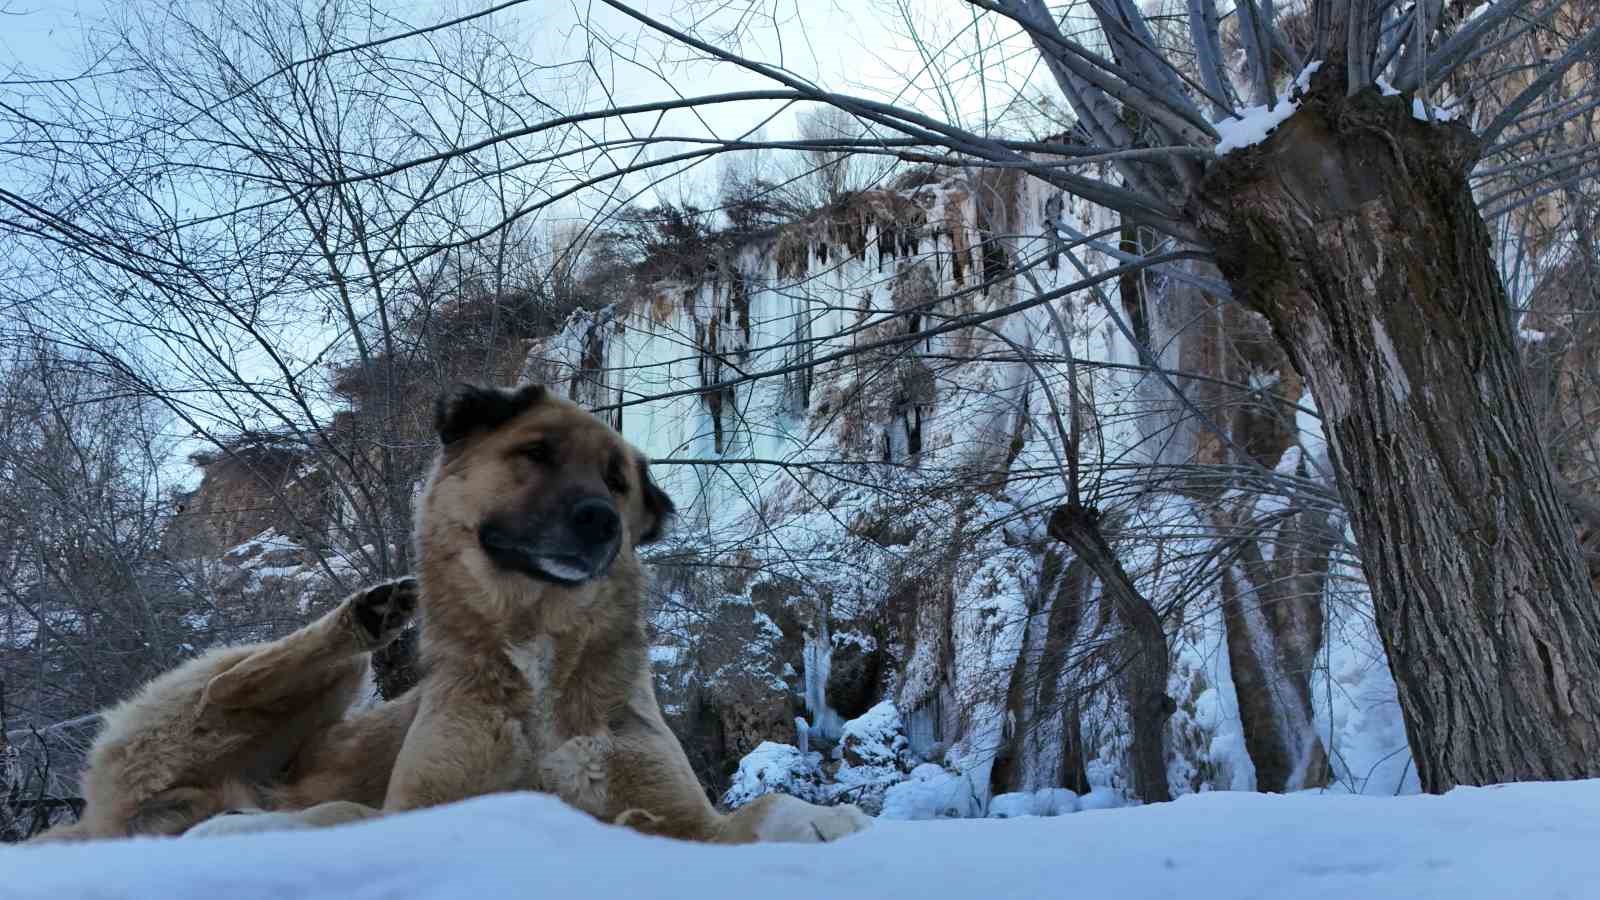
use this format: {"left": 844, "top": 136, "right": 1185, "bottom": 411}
{"left": 880, "top": 763, "right": 981, "bottom": 820}
{"left": 839, "top": 701, "right": 906, "bottom": 769}
{"left": 721, "top": 742, "right": 824, "bottom": 809}
{"left": 825, "top": 629, "right": 883, "bottom": 721}
{"left": 835, "top": 701, "right": 912, "bottom": 815}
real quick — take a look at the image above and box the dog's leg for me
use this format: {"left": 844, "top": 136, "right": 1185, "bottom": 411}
{"left": 713, "top": 793, "right": 874, "bottom": 844}
{"left": 23, "top": 819, "right": 96, "bottom": 845}
{"left": 127, "top": 786, "right": 233, "bottom": 837}
{"left": 383, "top": 692, "right": 525, "bottom": 812}
{"left": 201, "top": 577, "right": 417, "bottom": 712}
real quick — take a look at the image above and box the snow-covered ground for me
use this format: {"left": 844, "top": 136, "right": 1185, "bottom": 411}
{"left": 8, "top": 781, "right": 1600, "bottom": 899}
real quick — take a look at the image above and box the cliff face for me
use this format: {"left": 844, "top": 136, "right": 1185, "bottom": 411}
{"left": 522, "top": 170, "right": 1416, "bottom": 809}
{"left": 163, "top": 441, "right": 337, "bottom": 560}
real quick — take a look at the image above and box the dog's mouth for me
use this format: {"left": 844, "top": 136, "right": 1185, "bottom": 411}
{"left": 529, "top": 554, "right": 598, "bottom": 585}
{"left": 479, "top": 525, "right": 618, "bottom": 586}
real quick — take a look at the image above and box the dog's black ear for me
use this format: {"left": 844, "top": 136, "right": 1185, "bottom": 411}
{"left": 635, "top": 458, "right": 676, "bottom": 545}
{"left": 433, "top": 382, "right": 546, "bottom": 446}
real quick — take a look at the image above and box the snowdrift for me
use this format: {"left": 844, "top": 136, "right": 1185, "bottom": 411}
{"left": 7, "top": 780, "right": 1600, "bottom": 899}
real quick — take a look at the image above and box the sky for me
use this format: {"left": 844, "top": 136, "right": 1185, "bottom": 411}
{"left": 2, "top": 0, "right": 1048, "bottom": 144}
{"left": 4, "top": 0, "right": 1056, "bottom": 253}
{"left": 0, "top": 0, "right": 1057, "bottom": 489}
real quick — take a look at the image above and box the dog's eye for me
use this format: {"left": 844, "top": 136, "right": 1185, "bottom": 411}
{"left": 605, "top": 461, "right": 629, "bottom": 495}
{"left": 516, "top": 440, "right": 554, "bottom": 464}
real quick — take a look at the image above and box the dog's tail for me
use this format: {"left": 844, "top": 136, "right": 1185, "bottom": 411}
{"left": 611, "top": 807, "right": 664, "bottom": 831}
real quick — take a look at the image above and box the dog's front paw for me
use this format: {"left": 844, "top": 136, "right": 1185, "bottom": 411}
{"left": 539, "top": 734, "right": 612, "bottom": 817}
{"left": 744, "top": 794, "right": 873, "bottom": 843}
{"left": 348, "top": 576, "right": 419, "bottom": 648}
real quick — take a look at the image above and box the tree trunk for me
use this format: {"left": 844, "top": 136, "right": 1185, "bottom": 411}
{"left": 1048, "top": 504, "right": 1173, "bottom": 803}
{"left": 1216, "top": 502, "right": 1332, "bottom": 792}
{"left": 1190, "top": 75, "right": 1600, "bottom": 792}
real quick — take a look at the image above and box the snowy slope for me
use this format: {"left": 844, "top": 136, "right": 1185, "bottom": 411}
{"left": 8, "top": 782, "right": 1600, "bottom": 899}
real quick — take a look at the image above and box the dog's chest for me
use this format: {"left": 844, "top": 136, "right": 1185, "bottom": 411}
{"left": 503, "top": 636, "right": 561, "bottom": 751}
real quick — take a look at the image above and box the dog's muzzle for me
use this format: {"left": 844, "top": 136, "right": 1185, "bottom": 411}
{"left": 479, "top": 495, "right": 622, "bottom": 585}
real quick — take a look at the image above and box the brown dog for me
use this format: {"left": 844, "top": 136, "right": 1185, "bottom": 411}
{"left": 42, "top": 382, "right": 870, "bottom": 845}
{"left": 376, "top": 382, "right": 870, "bottom": 842}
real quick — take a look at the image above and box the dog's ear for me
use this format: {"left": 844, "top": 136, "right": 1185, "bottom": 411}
{"left": 635, "top": 458, "right": 676, "bottom": 545}
{"left": 433, "top": 382, "right": 545, "bottom": 446}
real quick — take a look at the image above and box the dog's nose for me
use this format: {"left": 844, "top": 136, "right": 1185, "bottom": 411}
{"left": 569, "top": 497, "right": 621, "bottom": 546}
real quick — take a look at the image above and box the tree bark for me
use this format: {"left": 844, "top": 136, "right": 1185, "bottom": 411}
{"left": 1189, "top": 75, "right": 1600, "bottom": 792}
{"left": 1048, "top": 504, "right": 1173, "bottom": 803}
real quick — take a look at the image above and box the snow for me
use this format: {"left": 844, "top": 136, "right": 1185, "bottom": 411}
{"left": 880, "top": 762, "right": 982, "bottom": 820}
{"left": 11, "top": 782, "right": 1600, "bottom": 898}
{"left": 1412, "top": 95, "right": 1464, "bottom": 123}
{"left": 987, "top": 788, "right": 1078, "bottom": 818}
{"left": 1214, "top": 61, "right": 1323, "bottom": 155}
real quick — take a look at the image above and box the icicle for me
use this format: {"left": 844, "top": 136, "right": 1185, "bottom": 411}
{"left": 802, "top": 621, "right": 844, "bottom": 742}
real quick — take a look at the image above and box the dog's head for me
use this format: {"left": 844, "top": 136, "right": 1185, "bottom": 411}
{"left": 419, "top": 382, "right": 674, "bottom": 593}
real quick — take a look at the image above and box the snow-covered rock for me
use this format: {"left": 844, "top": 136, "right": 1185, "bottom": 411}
{"left": 721, "top": 741, "right": 824, "bottom": 808}
{"left": 839, "top": 701, "right": 907, "bottom": 770}
{"left": 880, "top": 762, "right": 982, "bottom": 820}
{"left": 833, "top": 701, "right": 912, "bottom": 813}
{"left": 988, "top": 788, "right": 1079, "bottom": 818}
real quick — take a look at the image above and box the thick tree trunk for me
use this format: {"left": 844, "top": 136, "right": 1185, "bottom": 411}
{"left": 1190, "top": 77, "right": 1600, "bottom": 792}
{"left": 1048, "top": 504, "right": 1173, "bottom": 803}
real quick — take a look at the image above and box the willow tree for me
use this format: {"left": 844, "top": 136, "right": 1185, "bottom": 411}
{"left": 983, "top": 0, "right": 1600, "bottom": 792}
{"left": 597, "top": 0, "right": 1600, "bottom": 791}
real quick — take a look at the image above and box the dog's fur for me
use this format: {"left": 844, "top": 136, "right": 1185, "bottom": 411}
{"left": 377, "top": 382, "right": 869, "bottom": 842}
{"left": 26, "top": 577, "right": 418, "bottom": 843}
{"left": 30, "top": 382, "right": 869, "bottom": 846}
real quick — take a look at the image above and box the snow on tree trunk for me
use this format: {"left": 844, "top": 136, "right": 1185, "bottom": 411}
{"left": 1191, "top": 76, "right": 1600, "bottom": 793}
